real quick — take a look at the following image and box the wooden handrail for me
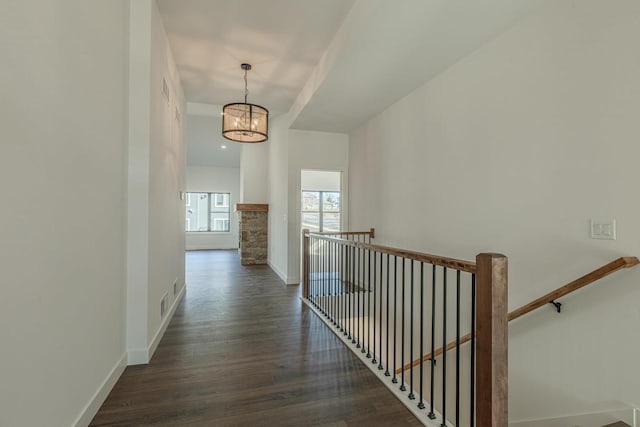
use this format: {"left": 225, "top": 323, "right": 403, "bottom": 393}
{"left": 397, "top": 256, "right": 639, "bottom": 374}
{"left": 305, "top": 231, "right": 476, "bottom": 273}
{"left": 508, "top": 256, "right": 639, "bottom": 319}
{"left": 311, "top": 228, "right": 375, "bottom": 238}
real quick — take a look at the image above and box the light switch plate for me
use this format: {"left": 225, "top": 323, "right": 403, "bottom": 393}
{"left": 590, "top": 219, "right": 616, "bottom": 240}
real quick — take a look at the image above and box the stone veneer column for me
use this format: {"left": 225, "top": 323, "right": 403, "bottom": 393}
{"left": 236, "top": 204, "right": 268, "bottom": 265}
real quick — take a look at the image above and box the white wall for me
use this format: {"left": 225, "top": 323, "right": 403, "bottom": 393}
{"left": 267, "top": 115, "right": 291, "bottom": 283}
{"left": 287, "top": 129, "right": 349, "bottom": 283}
{"left": 0, "top": 1, "right": 128, "bottom": 426}
{"left": 127, "top": 0, "right": 185, "bottom": 365}
{"left": 240, "top": 142, "right": 269, "bottom": 203}
{"left": 186, "top": 166, "right": 240, "bottom": 250}
{"left": 349, "top": 0, "right": 640, "bottom": 421}
{"left": 146, "top": 0, "right": 186, "bottom": 352}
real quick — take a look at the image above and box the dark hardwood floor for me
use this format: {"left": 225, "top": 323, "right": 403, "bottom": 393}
{"left": 91, "top": 250, "right": 419, "bottom": 426}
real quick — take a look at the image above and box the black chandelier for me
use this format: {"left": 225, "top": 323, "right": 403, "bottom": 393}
{"left": 222, "top": 63, "right": 269, "bottom": 143}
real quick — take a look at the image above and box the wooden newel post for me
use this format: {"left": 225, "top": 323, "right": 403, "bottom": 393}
{"left": 302, "top": 229, "right": 310, "bottom": 298}
{"left": 476, "top": 253, "right": 508, "bottom": 427}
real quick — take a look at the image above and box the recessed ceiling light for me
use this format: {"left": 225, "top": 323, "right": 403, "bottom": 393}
{"left": 220, "top": 145, "right": 227, "bottom": 150}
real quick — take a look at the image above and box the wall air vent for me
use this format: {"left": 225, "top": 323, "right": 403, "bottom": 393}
{"left": 160, "top": 293, "right": 168, "bottom": 319}
{"left": 162, "top": 77, "right": 170, "bottom": 102}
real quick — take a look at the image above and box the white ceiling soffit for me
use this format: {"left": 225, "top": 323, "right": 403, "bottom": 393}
{"left": 290, "top": 0, "right": 546, "bottom": 133}
{"left": 156, "top": 0, "right": 356, "bottom": 113}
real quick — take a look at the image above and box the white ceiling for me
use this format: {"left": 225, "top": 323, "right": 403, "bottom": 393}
{"left": 186, "top": 105, "right": 241, "bottom": 168}
{"left": 157, "top": 0, "right": 356, "bottom": 113}
{"left": 158, "top": 0, "right": 546, "bottom": 166}
{"left": 290, "top": 0, "right": 547, "bottom": 132}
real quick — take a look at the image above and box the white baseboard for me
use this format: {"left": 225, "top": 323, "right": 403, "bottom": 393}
{"left": 268, "top": 261, "right": 287, "bottom": 283}
{"left": 126, "top": 348, "right": 148, "bottom": 365}
{"left": 127, "top": 284, "right": 186, "bottom": 365}
{"left": 186, "top": 246, "right": 238, "bottom": 251}
{"left": 148, "top": 284, "right": 185, "bottom": 360}
{"left": 268, "top": 261, "right": 298, "bottom": 285}
{"left": 287, "top": 275, "right": 300, "bottom": 285}
{"left": 72, "top": 352, "right": 127, "bottom": 427}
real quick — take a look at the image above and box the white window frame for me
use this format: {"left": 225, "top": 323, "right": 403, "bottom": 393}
{"left": 185, "top": 192, "right": 231, "bottom": 232}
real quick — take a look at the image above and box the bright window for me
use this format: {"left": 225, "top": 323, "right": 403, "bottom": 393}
{"left": 185, "top": 192, "right": 230, "bottom": 232}
{"left": 301, "top": 191, "right": 340, "bottom": 232}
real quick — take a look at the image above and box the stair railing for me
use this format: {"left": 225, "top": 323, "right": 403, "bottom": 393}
{"left": 302, "top": 228, "right": 508, "bottom": 427}
{"left": 399, "top": 256, "right": 639, "bottom": 374}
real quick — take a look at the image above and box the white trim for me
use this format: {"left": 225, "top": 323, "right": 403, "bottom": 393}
{"left": 268, "top": 260, "right": 288, "bottom": 283}
{"left": 302, "top": 298, "right": 448, "bottom": 427}
{"left": 268, "top": 261, "right": 298, "bottom": 285}
{"left": 287, "top": 275, "right": 300, "bottom": 285}
{"left": 149, "top": 284, "right": 186, "bottom": 361}
{"left": 72, "top": 352, "right": 127, "bottom": 427}
{"left": 509, "top": 405, "right": 640, "bottom": 426}
{"left": 127, "top": 348, "right": 149, "bottom": 365}
{"left": 186, "top": 244, "right": 238, "bottom": 251}
{"left": 127, "top": 284, "right": 186, "bottom": 365}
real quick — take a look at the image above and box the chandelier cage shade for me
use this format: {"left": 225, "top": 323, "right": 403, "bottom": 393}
{"left": 222, "top": 102, "right": 269, "bottom": 143}
{"left": 222, "top": 64, "right": 269, "bottom": 143}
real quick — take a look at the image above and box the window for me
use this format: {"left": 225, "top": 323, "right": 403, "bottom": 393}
{"left": 301, "top": 191, "right": 340, "bottom": 232}
{"left": 214, "top": 193, "right": 228, "bottom": 208}
{"left": 185, "top": 192, "right": 230, "bottom": 232}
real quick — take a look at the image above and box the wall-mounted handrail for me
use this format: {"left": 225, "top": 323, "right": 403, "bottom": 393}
{"left": 508, "top": 256, "right": 639, "bottom": 319}
{"left": 398, "top": 256, "right": 639, "bottom": 374}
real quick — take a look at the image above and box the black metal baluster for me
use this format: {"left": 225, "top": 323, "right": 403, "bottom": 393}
{"left": 322, "top": 240, "right": 326, "bottom": 314}
{"left": 336, "top": 241, "right": 339, "bottom": 324}
{"left": 366, "top": 249, "right": 372, "bottom": 358}
{"left": 322, "top": 240, "right": 329, "bottom": 317}
{"left": 345, "top": 244, "right": 350, "bottom": 337}
{"left": 385, "top": 254, "right": 390, "bottom": 376}
{"left": 456, "top": 270, "right": 461, "bottom": 426}
{"left": 353, "top": 243, "right": 358, "bottom": 343}
{"left": 470, "top": 273, "right": 476, "bottom": 427}
{"left": 354, "top": 244, "right": 359, "bottom": 345}
{"left": 324, "top": 240, "right": 328, "bottom": 315}
{"left": 326, "top": 241, "right": 329, "bottom": 316}
{"left": 441, "top": 267, "right": 447, "bottom": 427}
{"left": 312, "top": 238, "right": 316, "bottom": 306}
{"left": 392, "top": 256, "right": 398, "bottom": 384}
{"left": 372, "top": 251, "right": 377, "bottom": 365}
{"left": 361, "top": 246, "right": 366, "bottom": 353}
{"left": 428, "top": 265, "right": 437, "bottom": 420}
{"left": 408, "top": 260, "right": 415, "bottom": 399}
{"left": 336, "top": 244, "right": 344, "bottom": 331}
{"left": 344, "top": 243, "right": 348, "bottom": 332}
{"left": 347, "top": 246, "right": 353, "bottom": 340}
{"left": 378, "top": 252, "right": 384, "bottom": 371}
{"left": 400, "top": 258, "right": 406, "bottom": 392}
{"left": 330, "top": 241, "right": 335, "bottom": 323}
{"left": 318, "top": 239, "right": 322, "bottom": 310}
{"left": 418, "top": 262, "right": 425, "bottom": 409}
